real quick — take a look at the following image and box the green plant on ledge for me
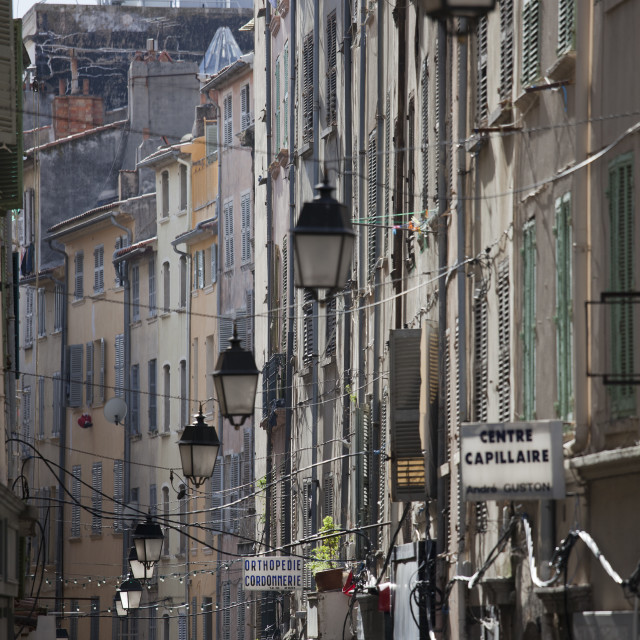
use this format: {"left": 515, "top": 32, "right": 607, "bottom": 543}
{"left": 308, "top": 516, "right": 340, "bottom": 576}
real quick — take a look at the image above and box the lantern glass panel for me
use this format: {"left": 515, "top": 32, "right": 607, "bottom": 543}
{"left": 214, "top": 373, "right": 258, "bottom": 417}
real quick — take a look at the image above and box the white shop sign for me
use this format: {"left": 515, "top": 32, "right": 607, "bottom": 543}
{"left": 243, "top": 557, "right": 303, "bottom": 591}
{"left": 461, "top": 421, "right": 565, "bottom": 501}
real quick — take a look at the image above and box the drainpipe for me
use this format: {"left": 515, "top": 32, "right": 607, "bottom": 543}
{"left": 435, "top": 17, "right": 448, "bottom": 634}
{"left": 340, "top": 0, "right": 353, "bottom": 536}
{"left": 456, "top": 19, "right": 469, "bottom": 640}
{"left": 110, "top": 215, "right": 132, "bottom": 575}
{"left": 46, "top": 238, "right": 68, "bottom": 623}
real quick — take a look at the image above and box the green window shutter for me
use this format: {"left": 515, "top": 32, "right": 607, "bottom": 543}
{"left": 555, "top": 193, "right": 573, "bottom": 420}
{"left": 522, "top": 0, "right": 541, "bottom": 87}
{"left": 522, "top": 220, "right": 536, "bottom": 420}
{"left": 557, "top": 0, "right": 575, "bottom": 55}
{"left": 608, "top": 153, "right": 636, "bottom": 417}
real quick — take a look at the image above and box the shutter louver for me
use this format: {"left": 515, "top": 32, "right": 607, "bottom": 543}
{"left": 24, "top": 286, "right": 34, "bottom": 347}
{"left": 386, "top": 92, "right": 392, "bottom": 255}
{"left": 523, "top": 220, "right": 537, "bottom": 420}
{"left": 86, "top": 341, "right": 94, "bottom": 407}
{"left": 275, "top": 58, "right": 281, "bottom": 153}
{"left": 115, "top": 334, "right": 124, "bottom": 397}
{"left": 497, "top": 261, "right": 511, "bottom": 422}
{"left": 211, "top": 459, "right": 223, "bottom": 530}
{"left": 92, "top": 462, "right": 102, "bottom": 534}
{"left": 522, "top": 0, "right": 541, "bottom": 87}
{"left": 281, "top": 236, "right": 288, "bottom": 352}
{"left": 367, "top": 133, "right": 377, "bottom": 279}
{"left": 477, "top": 16, "right": 488, "bottom": 122}
{"left": 98, "top": 338, "right": 105, "bottom": 404}
{"left": 71, "top": 466, "right": 81, "bottom": 537}
{"left": 302, "top": 290, "right": 314, "bottom": 366}
{"left": 499, "top": 0, "right": 514, "bottom": 101}
{"left": 94, "top": 245, "right": 104, "bottom": 293}
{"left": 326, "top": 11, "right": 337, "bottom": 127}
{"left": 283, "top": 43, "right": 289, "bottom": 147}
{"left": 557, "top": 0, "right": 575, "bottom": 55}
{"left": 302, "top": 32, "right": 314, "bottom": 143}
{"left": 75, "top": 252, "right": 84, "bottom": 300}
{"left": 473, "top": 293, "right": 489, "bottom": 422}
{"left": 68, "top": 344, "right": 83, "bottom": 407}
{"left": 113, "top": 459, "right": 123, "bottom": 532}
{"left": 389, "top": 330, "right": 425, "bottom": 501}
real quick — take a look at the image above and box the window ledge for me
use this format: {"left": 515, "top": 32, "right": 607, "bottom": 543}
{"left": 90, "top": 532, "right": 103, "bottom": 540}
{"left": 321, "top": 355, "right": 336, "bottom": 368}
{"left": 71, "top": 298, "right": 86, "bottom": 306}
{"left": 24, "top": 343, "right": 33, "bottom": 350}
{"left": 130, "top": 319, "right": 142, "bottom": 328}
{"left": 177, "top": 210, "right": 188, "bottom": 218}
{"left": 241, "top": 262, "right": 254, "bottom": 272}
{"left": 159, "top": 217, "right": 170, "bottom": 225}
{"left": 130, "top": 432, "right": 142, "bottom": 442}
{"left": 321, "top": 125, "right": 337, "bottom": 140}
{"left": 92, "top": 290, "right": 106, "bottom": 299}
{"left": 487, "top": 100, "right": 513, "bottom": 127}
{"left": 546, "top": 50, "right": 576, "bottom": 83}
{"left": 299, "top": 142, "right": 313, "bottom": 159}
{"left": 159, "top": 431, "right": 171, "bottom": 437}
{"left": 147, "top": 314, "right": 158, "bottom": 323}
{"left": 37, "top": 334, "right": 47, "bottom": 341}
{"left": 514, "top": 89, "right": 539, "bottom": 115}
{"left": 148, "top": 430, "right": 158, "bottom": 438}
{"left": 69, "top": 536, "right": 81, "bottom": 543}
{"left": 160, "top": 311, "right": 171, "bottom": 318}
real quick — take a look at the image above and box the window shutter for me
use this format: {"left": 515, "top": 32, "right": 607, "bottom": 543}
{"left": 389, "top": 329, "right": 425, "bottom": 501}
{"left": 132, "top": 264, "right": 140, "bottom": 320}
{"left": 163, "top": 262, "right": 170, "bottom": 313}
{"left": 323, "top": 472, "right": 334, "bottom": 520}
{"left": 224, "top": 201, "right": 234, "bottom": 269}
{"left": 557, "top": 0, "right": 575, "bottom": 55}
{"left": 241, "top": 84, "right": 250, "bottom": 130}
{"left": 355, "top": 403, "right": 372, "bottom": 554}
{"left": 21, "top": 386, "right": 32, "bottom": 452}
{"left": 231, "top": 453, "right": 240, "bottom": 533}
{"left": 115, "top": 334, "right": 124, "bottom": 397}
{"left": 68, "top": 343, "right": 83, "bottom": 407}
{"left": 131, "top": 364, "right": 140, "bottom": 434}
{"left": 148, "top": 259, "right": 156, "bottom": 316}
{"left": 222, "top": 584, "right": 231, "bottom": 640}
{"left": 275, "top": 58, "right": 281, "bottom": 153}
{"left": 522, "top": 0, "right": 541, "bottom": 87}
{"left": 477, "top": 15, "right": 488, "bottom": 122}
{"left": 302, "top": 477, "right": 313, "bottom": 539}
{"left": 206, "top": 122, "right": 218, "bottom": 163}
{"left": 113, "top": 459, "right": 123, "bottom": 532}
{"left": 302, "top": 290, "right": 314, "bottom": 366}
{"left": 178, "top": 614, "right": 187, "bottom": 640}
{"left": 54, "top": 283, "right": 64, "bottom": 332}
{"left": 608, "top": 154, "right": 636, "bottom": 417}
{"left": 499, "top": 0, "right": 514, "bottom": 101}
{"left": 71, "top": 466, "right": 81, "bottom": 537}
{"left": 86, "top": 341, "right": 94, "bottom": 407}
{"left": 92, "top": 462, "right": 102, "bottom": 534}
{"left": 522, "top": 220, "right": 536, "bottom": 420}
{"left": 74, "top": 252, "right": 84, "bottom": 299}
{"left": 302, "top": 32, "right": 314, "bottom": 143}
{"left": 242, "top": 428, "right": 254, "bottom": 495}
{"left": 210, "top": 243, "right": 218, "bottom": 284}
{"left": 246, "top": 290, "right": 254, "bottom": 353}
{"left": 94, "top": 245, "right": 104, "bottom": 293}
{"left": 281, "top": 236, "right": 288, "bottom": 352}
{"left": 211, "top": 458, "right": 223, "bottom": 530}
{"left": 386, "top": 92, "right": 392, "bottom": 255}
{"left": 241, "top": 193, "right": 252, "bottom": 264}
{"left": 325, "top": 296, "right": 336, "bottom": 357}
{"left": 224, "top": 95, "right": 233, "bottom": 147}
{"left": 37, "top": 287, "right": 46, "bottom": 337}
{"left": 497, "top": 261, "right": 511, "bottom": 422}
{"left": 326, "top": 10, "right": 337, "bottom": 127}
{"left": 97, "top": 338, "right": 105, "bottom": 404}
{"left": 237, "top": 586, "right": 245, "bottom": 640}
{"left": 24, "top": 286, "right": 33, "bottom": 347}
{"left": 53, "top": 372, "right": 62, "bottom": 436}
{"left": 367, "top": 132, "right": 378, "bottom": 279}
{"left": 379, "top": 389, "right": 388, "bottom": 547}
{"left": 555, "top": 194, "right": 573, "bottom": 420}
{"left": 473, "top": 293, "right": 489, "bottom": 422}
{"left": 148, "top": 359, "right": 157, "bottom": 431}
{"left": 38, "top": 377, "right": 45, "bottom": 438}
{"left": 283, "top": 42, "right": 289, "bottom": 147}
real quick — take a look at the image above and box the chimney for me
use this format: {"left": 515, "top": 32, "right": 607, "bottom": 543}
{"left": 58, "top": 78, "right": 65, "bottom": 95}
{"left": 83, "top": 78, "right": 90, "bottom": 95}
{"left": 70, "top": 50, "right": 79, "bottom": 95}
{"left": 146, "top": 38, "right": 157, "bottom": 53}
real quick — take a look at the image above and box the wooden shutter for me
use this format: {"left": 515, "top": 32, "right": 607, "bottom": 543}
{"left": 522, "top": 0, "right": 541, "bottom": 86}
{"left": 302, "top": 478, "right": 313, "bottom": 539}
{"left": 355, "top": 404, "right": 372, "bottom": 556}
{"left": 323, "top": 472, "right": 334, "bottom": 520}
{"left": 283, "top": 42, "right": 289, "bottom": 147}
{"left": 38, "top": 377, "right": 45, "bottom": 438}
{"left": 386, "top": 92, "right": 392, "bottom": 255}
{"left": 237, "top": 586, "right": 245, "bottom": 640}
{"left": 477, "top": 15, "right": 488, "bottom": 122}
{"left": 497, "top": 260, "right": 511, "bottom": 422}
{"left": 211, "top": 458, "right": 223, "bottom": 530}
{"left": 37, "top": 287, "right": 46, "bottom": 337}
{"left": 326, "top": 10, "right": 337, "bottom": 127}
{"left": 113, "top": 459, "right": 123, "bottom": 532}
{"left": 242, "top": 428, "right": 254, "bottom": 495}
{"left": 557, "top": 0, "right": 575, "bottom": 55}
{"left": 115, "top": 334, "right": 124, "bottom": 397}
{"left": 92, "top": 462, "right": 102, "bottom": 534}
{"left": 94, "top": 245, "right": 104, "bottom": 293}
{"left": 222, "top": 584, "right": 231, "bottom": 639}
{"left": 389, "top": 329, "right": 425, "bottom": 501}
{"left": 53, "top": 373, "right": 62, "bottom": 436}
{"left": 241, "top": 84, "right": 250, "bottom": 130}
{"left": 24, "top": 286, "right": 33, "bottom": 347}
{"left": 420, "top": 64, "right": 429, "bottom": 211}
{"left": 499, "top": 0, "right": 514, "bottom": 101}
{"left": 275, "top": 58, "right": 281, "bottom": 152}
{"left": 219, "top": 317, "right": 234, "bottom": 353}
{"left": 555, "top": 193, "right": 573, "bottom": 419}
{"left": 302, "top": 290, "right": 314, "bottom": 366}
{"left": 245, "top": 290, "right": 254, "bottom": 353}
{"left": 149, "top": 259, "right": 156, "bottom": 316}
{"left": 367, "top": 132, "right": 378, "bottom": 279}
{"left": 281, "top": 236, "right": 288, "bottom": 352}
{"left": 206, "top": 121, "right": 218, "bottom": 163}
{"left": 178, "top": 613, "right": 187, "bottom": 640}
{"left": 302, "top": 32, "right": 314, "bottom": 142}
{"left": 210, "top": 243, "right": 218, "bottom": 284}
{"left": 148, "top": 359, "right": 157, "bottom": 431}
{"left": 224, "top": 94, "right": 233, "bottom": 147}
{"left": 98, "top": 338, "right": 105, "bottom": 404}
{"left": 241, "top": 193, "right": 251, "bottom": 264}
{"left": 86, "top": 341, "right": 94, "bottom": 407}
{"left": 522, "top": 220, "right": 536, "bottom": 420}
{"left": 131, "top": 364, "right": 140, "bottom": 434}
{"left": 71, "top": 465, "right": 81, "bottom": 537}
{"left": 473, "top": 292, "right": 489, "bottom": 422}
{"left": 325, "top": 296, "right": 336, "bottom": 357}
{"left": 132, "top": 264, "right": 140, "bottom": 319}
{"left": 68, "top": 344, "right": 83, "bottom": 407}
{"left": 224, "top": 201, "right": 234, "bottom": 269}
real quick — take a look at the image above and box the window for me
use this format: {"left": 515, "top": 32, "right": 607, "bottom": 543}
{"left": 241, "top": 192, "right": 252, "bottom": 264}
{"left": 367, "top": 132, "right": 378, "bottom": 279}
{"left": 275, "top": 56, "right": 281, "bottom": 153}
{"left": 71, "top": 466, "right": 81, "bottom": 537}
{"left": 115, "top": 334, "right": 124, "bottom": 397}
{"left": 24, "top": 285, "right": 34, "bottom": 347}
{"left": 52, "top": 373, "right": 62, "bottom": 436}
{"left": 179, "top": 487, "right": 187, "bottom": 555}
{"left": 162, "top": 486, "right": 170, "bottom": 555}
{"left": 95, "top": 338, "right": 105, "bottom": 405}
{"left": 608, "top": 153, "right": 636, "bottom": 417}
{"left": 163, "top": 365, "right": 171, "bottom": 433}
{"left": 323, "top": 472, "right": 334, "bottom": 520}
{"left": 420, "top": 61, "right": 428, "bottom": 210}
{"left": 223, "top": 200, "right": 234, "bottom": 270}
{"left": 191, "top": 597, "right": 198, "bottom": 640}
{"left": 74, "top": 252, "right": 84, "bottom": 300}
{"left": 281, "top": 236, "right": 288, "bottom": 352}
{"left": 54, "top": 283, "right": 64, "bottom": 332}
{"left": 114, "top": 460, "right": 123, "bottom": 532}
{"left": 180, "top": 164, "right": 187, "bottom": 212}
{"left": 132, "top": 264, "right": 140, "bottom": 321}
{"left": 283, "top": 42, "right": 289, "bottom": 147}
{"left": 522, "top": 0, "right": 541, "bottom": 87}
{"left": 92, "top": 462, "right": 102, "bottom": 534}
{"left": 37, "top": 287, "right": 46, "bottom": 337}
{"left": 222, "top": 583, "right": 231, "bottom": 640}
{"left": 21, "top": 385, "right": 32, "bottom": 452}
{"left": 302, "top": 32, "right": 314, "bottom": 143}
{"left": 203, "top": 597, "right": 213, "bottom": 640}
{"left": 557, "top": 0, "right": 575, "bottom": 55}
{"left": 302, "top": 290, "right": 314, "bottom": 366}
{"left": 70, "top": 600, "right": 79, "bottom": 640}
{"left": 149, "top": 259, "right": 157, "bottom": 317}
{"left": 163, "top": 262, "right": 171, "bottom": 313}
{"left": 206, "top": 121, "right": 218, "bottom": 163}
{"left": 180, "top": 359, "right": 187, "bottom": 427}
{"left": 325, "top": 296, "right": 336, "bottom": 357}
{"left": 149, "top": 609, "right": 157, "bottom": 640}
{"left": 86, "top": 341, "right": 94, "bottom": 406}
{"left": 497, "top": 261, "right": 511, "bottom": 422}
{"left": 149, "top": 359, "right": 157, "bottom": 432}
{"left": 237, "top": 586, "right": 245, "bottom": 640}
{"left": 210, "top": 243, "right": 218, "bottom": 285}
{"left": 114, "top": 236, "right": 129, "bottom": 287}
{"left": 211, "top": 457, "right": 223, "bottom": 530}
{"left": 161, "top": 170, "right": 169, "bottom": 218}
{"left": 38, "top": 377, "right": 45, "bottom": 438}
{"left": 522, "top": 220, "right": 536, "bottom": 420}
{"left": 477, "top": 15, "right": 488, "bottom": 122}
{"left": 241, "top": 83, "right": 251, "bottom": 131}
{"left": 193, "top": 250, "right": 205, "bottom": 289}
{"left": 68, "top": 344, "right": 83, "bottom": 408}
{"left": 94, "top": 245, "right": 104, "bottom": 293}
{"left": 556, "top": 193, "right": 573, "bottom": 420}
{"left": 131, "top": 364, "right": 140, "bottom": 435}
{"left": 326, "top": 10, "right": 337, "bottom": 127}
{"left": 499, "top": 0, "right": 514, "bottom": 101}
{"left": 163, "top": 615, "right": 170, "bottom": 640}
{"left": 474, "top": 292, "right": 489, "bottom": 422}
{"left": 179, "top": 256, "right": 187, "bottom": 309}
{"left": 223, "top": 94, "right": 233, "bottom": 147}
{"left": 178, "top": 613, "right": 187, "bottom": 640}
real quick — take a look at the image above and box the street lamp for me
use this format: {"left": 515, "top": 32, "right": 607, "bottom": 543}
{"left": 213, "top": 326, "right": 260, "bottom": 428}
{"left": 178, "top": 406, "right": 221, "bottom": 487}
{"left": 128, "top": 545, "right": 155, "bottom": 581}
{"left": 114, "top": 594, "right": 128, "bottom": 617}
{"left": 118, "top": 576, "right": 143, "bottom": 611}
{"left": 132, "top": 515, "right": 164, "bottom": 568}
{"left": 421, "top": 0, "right": 496, "bottom": 18}
{"left": 291, "top": 180, "right": 355, "bottom": 297}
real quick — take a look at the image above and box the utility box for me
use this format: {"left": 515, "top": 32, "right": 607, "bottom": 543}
{"left": 307, "top": 591, "right": 351, "bottom": 639}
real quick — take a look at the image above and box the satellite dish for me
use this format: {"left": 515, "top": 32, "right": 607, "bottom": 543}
{"left": 104, "top": 397, "right": 128, "bottom": 425}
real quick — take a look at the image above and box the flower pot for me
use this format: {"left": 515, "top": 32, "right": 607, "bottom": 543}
{"left": 314, "top": 568, "right": 344, "bottom": 592}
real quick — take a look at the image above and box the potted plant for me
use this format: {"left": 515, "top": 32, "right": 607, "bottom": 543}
{"left": 309, "top": 516, "right": 344, "bottom": 591}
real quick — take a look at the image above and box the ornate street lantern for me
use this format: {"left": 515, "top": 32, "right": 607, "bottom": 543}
{"left": 178, "top": 406, "right": 221, "bottom": 487}
{"left": 118, "top": 576, "right": 142, "bottom": 610}
{"left": 132, "top": 515, "right": 164, "bottom": 569}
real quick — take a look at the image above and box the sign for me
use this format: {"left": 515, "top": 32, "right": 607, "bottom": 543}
{"left": 243, "top": 557, "right": 303, "bottom": 591}
{"left": 461, "top": 421, "right": 565, "bottom": 501}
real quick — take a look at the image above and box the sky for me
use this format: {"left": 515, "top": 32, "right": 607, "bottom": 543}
{"left": 14, "top": 0, "right": 98, "bottom": 20}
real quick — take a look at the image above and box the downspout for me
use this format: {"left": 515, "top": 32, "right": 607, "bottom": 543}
{"left": 340, "top": 0, "right": 353, "bottom": 535}
{"left": 110, "top": 215, "right": 132, "bottom": 575}
{"left": 311, "top": 0, "right": 320, "bottom": 539}
{"left": 372, "top": 0, "right": 384, "bottom": 538}
{"left": 283, "top": 0, "right": 294, "bottom": 555}
{"left": 46, "top": 238, "right": 68, "bottom": 622}
{"left": 435, "top": 17, "right": 448, "bottom": 634}
{"left": 456, "top": 19, "right": 468, "bottom": 640}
